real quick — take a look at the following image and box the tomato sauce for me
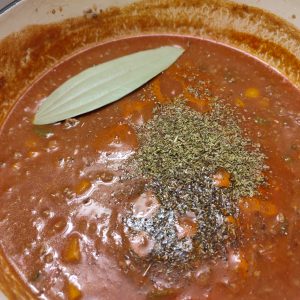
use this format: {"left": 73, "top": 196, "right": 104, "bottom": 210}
{"left": 1, "top": 35, "right": 300, "bottom": 300}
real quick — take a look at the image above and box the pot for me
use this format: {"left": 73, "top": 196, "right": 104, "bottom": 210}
{"left": 0, "top": 0, "right": 299, "bottom": 299}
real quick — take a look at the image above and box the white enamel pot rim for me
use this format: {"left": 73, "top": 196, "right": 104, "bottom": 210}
{"left": 0, "top": 0, "right": 299, "bottom": 39}
{"left": 0, "top": 0, "right": 299, "bottom": 299}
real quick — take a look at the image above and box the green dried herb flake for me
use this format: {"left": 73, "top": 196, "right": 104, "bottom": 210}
{"left": 124, "top": 85, "right": 267, "bottom": 266}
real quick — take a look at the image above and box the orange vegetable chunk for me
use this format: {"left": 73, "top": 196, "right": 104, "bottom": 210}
{"left": 67, "top": 282, "right": 82, "bottom": 300}
{"left": 62, "top": 236, "right": 81, "bottom": 263}
{"left": 75, "top": 179, "right": 91, "bottom": 195}
{"left": 212, "top": 168, "right": 231, "bottom": 188}
{"left": 245, "top": 87, "right": 260, "bottom": 98}
{"left": 239, "top": 197, "right": 278, "bottom": 216}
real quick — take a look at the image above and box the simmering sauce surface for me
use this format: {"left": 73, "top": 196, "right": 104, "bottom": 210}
{"left": 1, "top": 35, "right": 300, "bottom": 299}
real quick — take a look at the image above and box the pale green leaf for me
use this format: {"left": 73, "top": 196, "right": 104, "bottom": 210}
{"left": 33, "top": 46, "right": 185, "bottom": 125}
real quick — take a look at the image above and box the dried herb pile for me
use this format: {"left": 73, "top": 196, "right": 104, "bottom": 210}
{"left": 124, "top": 93, "right": 267, "bottom": 264}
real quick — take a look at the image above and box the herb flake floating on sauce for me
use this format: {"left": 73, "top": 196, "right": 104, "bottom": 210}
{"left": 34, "top": 46, "right": 184, "bottom": 125}
{"left": 125, "top": 90, "right": 268, "bottom": 264}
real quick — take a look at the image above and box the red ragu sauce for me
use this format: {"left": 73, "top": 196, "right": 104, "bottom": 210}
{"left": 0, "top": 35, "right": 300, "bottom": 300}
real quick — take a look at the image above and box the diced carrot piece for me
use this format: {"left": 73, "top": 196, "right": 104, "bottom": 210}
{"left": 212, "top": 168, "right": 231, "bottom": 188}
{"left": 226, "top": 215, "right": 237, "bottom": 225}
{"left": 62, "top": 236, "right": 81, "bottom": 263}
{"left": 230, "top": 251, "right": 249, "bottom": 277}
{"left": 239, "top": 197, "right": 278, "bottom": 216}
{"left": 67, "top": 282, "right": 82, "bottom": 300}
{"left": 245, "top": 87, "right": 260, "bottom": 98}
{"left": 75, "top": 180, "right": 91, "bottom": 195}
{"left": 258, "top": 97, "right": 270, "bottom": 108}
{"left": 235, "top": 98, "right": 245, "bottom": 108}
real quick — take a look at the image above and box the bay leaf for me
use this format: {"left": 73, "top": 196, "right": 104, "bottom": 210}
{"left": 34, "top": 46, "right": 184, "bottom": 125}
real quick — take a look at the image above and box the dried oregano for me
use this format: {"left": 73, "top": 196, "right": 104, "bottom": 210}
{"left": 124, "top": 89, "right": 267, "bottom": 264}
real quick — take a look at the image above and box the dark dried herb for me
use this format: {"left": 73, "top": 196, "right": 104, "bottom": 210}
{"left": 124, "top": 88, "right": 267, "bottom": 265}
